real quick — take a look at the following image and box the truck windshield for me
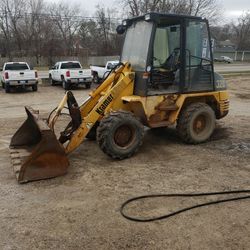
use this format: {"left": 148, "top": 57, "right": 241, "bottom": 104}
{"left": 61, "top": 62, "right": 81, "bottom": 69}
{"left": 5, "top": 63, "right": 29, "bottom": 70}
{"left": 121, "top": 21, "right": 153, "bottom": 71}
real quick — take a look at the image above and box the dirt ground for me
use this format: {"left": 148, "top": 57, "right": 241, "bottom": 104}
{"left": 0, "top": 78, "right": 249, "bottom": 250}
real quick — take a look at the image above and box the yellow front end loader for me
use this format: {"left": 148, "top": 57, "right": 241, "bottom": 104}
{"left": 10, "top": 13, "right": 229, "bottom": 183}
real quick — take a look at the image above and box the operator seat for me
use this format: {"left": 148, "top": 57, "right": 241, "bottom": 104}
{"left": 160, "top": 48, "right": 180, "bottom": 72}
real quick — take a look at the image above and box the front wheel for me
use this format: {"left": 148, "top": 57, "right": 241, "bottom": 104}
{"left": 92, "top": 74, "right": 100, "bottom": 84}
{"left": 97, "top": 111, "right": 144, "bottom": 159}
{"left": 177, "top": 103, "right": 215, "bottom": 144}
{"left": 62, "top": 80, "right": 70, "bottom": 90}
{"left": 49, "top": 75, "right": 56, "bottom": 86}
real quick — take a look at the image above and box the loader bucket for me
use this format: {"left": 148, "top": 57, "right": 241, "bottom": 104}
{"left": 9, "top": 107, "right": 69, "bottom": 183}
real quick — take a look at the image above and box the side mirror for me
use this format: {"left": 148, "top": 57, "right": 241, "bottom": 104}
{"left": 116, "top": 25, "right": 126, "bottom": 35}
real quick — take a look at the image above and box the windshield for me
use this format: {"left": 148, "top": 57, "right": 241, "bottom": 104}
{"left": 61, "top": 62, "right": 81, "bottom": 69}
{"left": 121, "top": 21, "right": 153, "bottom": 71}
{"left": 5, "top": 63, "right": 29, "bottom": 70}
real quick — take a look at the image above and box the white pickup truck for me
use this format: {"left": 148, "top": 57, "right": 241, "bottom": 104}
{"left": 90, "top": 60, "right": 119, "bottom": 84}
{"left": 49, "top": 61, "right": 92, "bottom": 90}
{"left": 0, "top": 62, "right": 38, "bottom": 93}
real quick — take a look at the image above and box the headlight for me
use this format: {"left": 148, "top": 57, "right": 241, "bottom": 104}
{"left": 122, "top": 20, "right": 127, "bottom": 26}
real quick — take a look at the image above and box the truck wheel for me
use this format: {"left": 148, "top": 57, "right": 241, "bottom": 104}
{"left": 2, "top": 82, "right": 5, "bottom": 89}
{"left": 177, "top": 102, "right": 215, "bottom": 144}
{"left": 5, "top": 83, "right": 10, "bottom": 93}
{"left": 62, "top": 80, "right": 70, "bottom": 90}
{"left": 85, "top": 83, "right": 91, "bottom": 89}
{"left": 97, "top": 111, "right": 144, "bottom": 159}
{"left": 92, "top": 74, "right": 100, "bottom": 84}
{"left": 49, "top": 75, "right": 56, "bottom": 86}
{"left": 32, "top": 84, "right": 38, "bottom": 92}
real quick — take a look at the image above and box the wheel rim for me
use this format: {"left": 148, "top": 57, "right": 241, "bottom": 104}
{"left": 193, "top": 114, "right": 207, "bottom": 134}
{"left": 114, "top": 125, "right": 135, "bottom": 148}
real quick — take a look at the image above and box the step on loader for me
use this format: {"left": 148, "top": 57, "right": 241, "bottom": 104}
{"left": 10, "top": 13, "right": 229, "bottom": 183}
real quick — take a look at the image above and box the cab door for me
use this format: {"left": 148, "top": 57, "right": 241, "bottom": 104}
{"left": 148, "top": 19, "right": 182, "bottom": 95}
{"left": 184, "top": 20, "right": 214, "bottom": 92}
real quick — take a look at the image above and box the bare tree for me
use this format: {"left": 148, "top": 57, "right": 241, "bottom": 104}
{"left": 232, "top": 12, "right": 250, "bottom": 50}
{"left": 0, "top": 0, "right": 27, "bottom": 57}
{"left": 2, "top": 0, "right": 26, "bottom": 53}
{"left": 119, "top": 0, "right": 221, "bottom": 23}
{"left": 21, "top": 0, "right": 47, "bottom": 60}
{"left": 48, "top": 1, "right": 82, "bottom": 56}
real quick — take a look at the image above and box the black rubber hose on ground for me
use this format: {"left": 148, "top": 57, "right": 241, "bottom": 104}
{"left": 120, "top": 190, "right": 250, "bottom": 222}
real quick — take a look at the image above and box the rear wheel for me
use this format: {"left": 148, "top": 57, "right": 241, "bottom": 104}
{"left": 62, "top": 79, "right": 70, "bottom": 90}
{"left": 97, "top": 111, "right": 144, "bottom": 159}
{"left": 5, "top": 83, "right": 10, "bottom": 93}
{"left": 32, "top": 84, "right": 38, "bottom": 91}
{"left": 85, "top": 82, "right": 91, "bottom": 89}
{"left": 177, "top": 102, "right": 215, "bottom": 144}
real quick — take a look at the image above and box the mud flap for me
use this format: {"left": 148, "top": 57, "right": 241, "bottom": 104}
{"left": 10, "top": 107, "right": 69, "bottom": 183}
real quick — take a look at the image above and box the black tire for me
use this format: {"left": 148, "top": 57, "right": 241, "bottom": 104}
{"left": 2, "top": 82, "right": 5, "bottom": 89}
{"left": 86, "top": 122, "right": 99, "bottom": 140}
{"left": 97, "top": 111, "right": 144, "bottom": 159}
{"left": 32, "top": 84, "right": 38, "bottom": 91}
{"left": 92, "top": 74, "right": 100, "bottom": 84}
{"left": 85, "top": 82, "right": 91, "bottom": 89}
{"left": 177, "top": 102, "right": 215, "bottom": 144}
{"left": 49, "top": 74, "right": 56, "bottom": 86}
{"left": 5, "top": 83, "right": 10, "bottom": 93}
{"left": 62, "top": 79, "right": 70, "bottom": 90}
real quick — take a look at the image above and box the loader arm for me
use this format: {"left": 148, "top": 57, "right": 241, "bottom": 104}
{"left": 51, "top": 62, "right": 135, "bottom": 154}
{"left": 10, "top": 62, "right": 135, "bottom": 183}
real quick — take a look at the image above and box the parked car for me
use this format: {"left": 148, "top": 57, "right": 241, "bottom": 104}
{"left": 214, "top": 56, "right": 233, "bottom": 64}
{"left": 49, "top": 61, "right": 92, "bottom": 90}
{"left": 0, "top": 62, "right": 38, "bottom": 93}
{"left": 90, "top": 60, "right": 119, "bottom": 84}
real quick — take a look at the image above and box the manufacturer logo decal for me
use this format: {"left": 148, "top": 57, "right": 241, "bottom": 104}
{"left": 96, "top": 94, "right": 114, "bottom": 115}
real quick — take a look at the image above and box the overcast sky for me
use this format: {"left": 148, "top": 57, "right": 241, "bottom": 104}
{"left": 50, "top": 0, "right": 250, "bottom": 22}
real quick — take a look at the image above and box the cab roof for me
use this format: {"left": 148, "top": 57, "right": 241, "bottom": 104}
{"left": 123, "top": 12, "right": 205, "bottom": 24}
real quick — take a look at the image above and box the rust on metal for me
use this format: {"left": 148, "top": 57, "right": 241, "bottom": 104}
{"left": 148, "top": 95, "right": 179, "bottom": 128}
{"left": 193, "top": 114, "right": 206, "bottom": 134}
{"left": 10, "top": 106, "right": 69, "bottom": 183}
{"left": 114, "top": 125, "right": 135, "bottom": 148}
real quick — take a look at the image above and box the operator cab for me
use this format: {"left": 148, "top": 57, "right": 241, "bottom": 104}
{"left": 118, "top": 13, "right": 217, "bottom": 96}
